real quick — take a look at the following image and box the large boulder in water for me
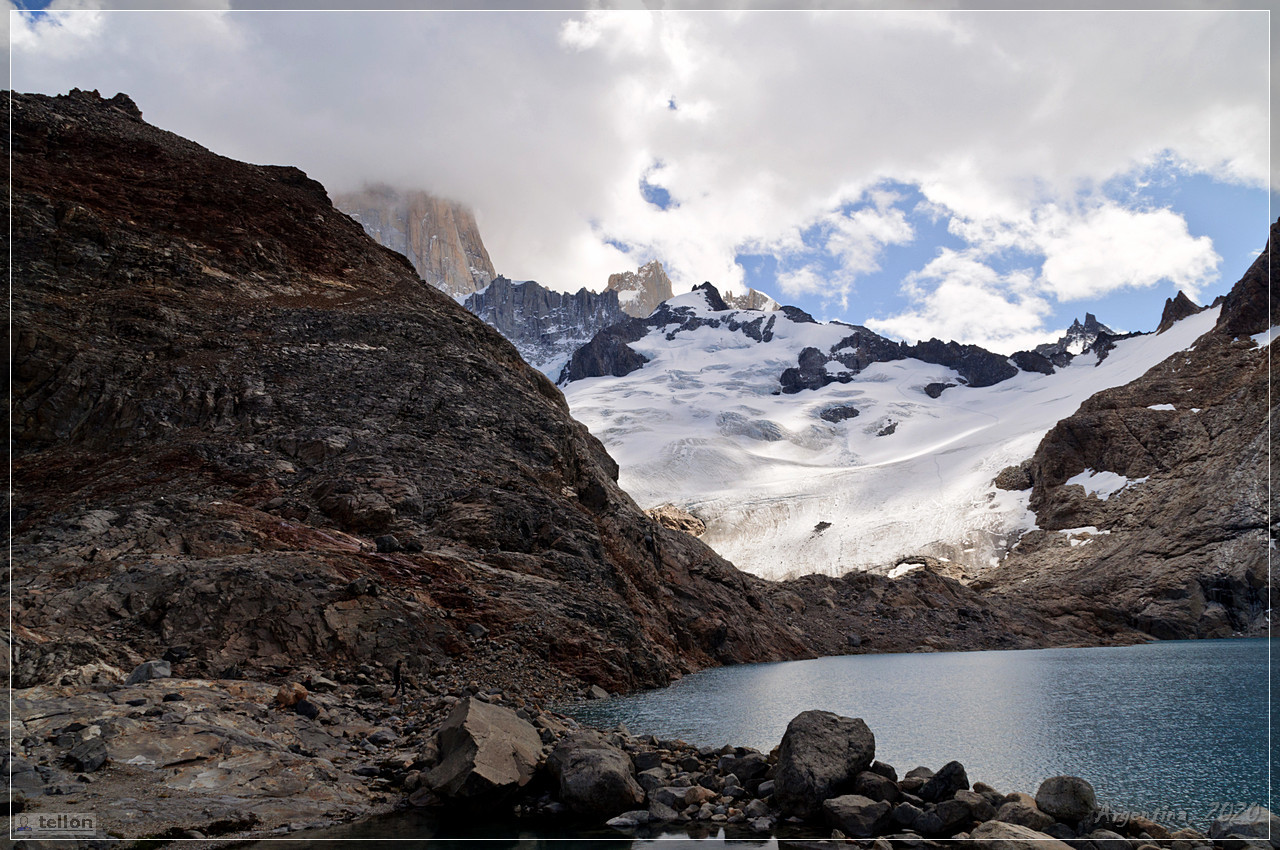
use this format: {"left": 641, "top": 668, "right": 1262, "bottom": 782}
{"left": 774, "top": 710, "right": 876, "bottom": 819}
{"left": 547, "top": 731, "right": 645, "bottom": 817}
{"left": 425, "top": 698, "right": 542, "bottom": 799}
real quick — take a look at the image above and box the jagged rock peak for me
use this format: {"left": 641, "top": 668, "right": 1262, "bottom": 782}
{"left": 334, "top": 185, "right": 495, "bottom": 299}
{"left": 606, "top": 260, "right": 675, "bottom": 318}
{"left": 1035, "top": 312, "right": 1116, "bottom": 360}
{"left": 1216, "top": 216, "right": 1279, "bottom": 338}
{"left": 722, "top": 287, "right": 780, "bottom": 312}
{"left": 689, "top": 281, "right": 731, "bottom": 312}
{"left": 1156, "top": 291, "right": 1206, "bottom": 334}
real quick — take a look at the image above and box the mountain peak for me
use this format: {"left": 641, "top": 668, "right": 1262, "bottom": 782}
{"left": 1156, "top": 290, "right": 1205, "bottom": 335}
{"left": 606, "top": 260, "right": 675, "bottom": 317}
{"left": 1036, "top": 312, "right": 1116, "bottom": 360}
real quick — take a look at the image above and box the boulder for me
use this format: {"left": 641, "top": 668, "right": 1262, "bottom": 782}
{"left": 67, "top": 738, "right": 108, "bottom": 772}
{"left": 1209, "top": 807, "right": 1280, "bottom": 847}
{"left": 425, "top": 697, "right": 542, "bottom": 799}
{"left": 774, "top": 710, "right": 875, "bottom": 819}
{"left": 547, "top": 731, "right": 645, "bottom": 817}
{"left": 823, "top": 794, "right": 892, "bottom": 838}
{"left": 918, "top": 759, "right": 968, "bottom": 802}
{"left": 1035, "top": 775, "right": 1097, "bottom": 823}
{"left": 719, "top": 752, "right": 770, "bottom": 783}
{"left": 996, "top": 793, "right": 1055, "bottom": 831}
{"left": 970, "top": 819, "right": 1074, "bottom": 850}
{"left": 853, "top": 770, "right": 901, "bottom": 803}
{"left": 125, "top": 660, "right": 171, "bottom": 685}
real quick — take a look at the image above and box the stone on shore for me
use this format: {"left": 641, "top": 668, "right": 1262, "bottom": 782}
{"left": 1035, "top": 775, "right": 1098, "bottom": 823}
{"left": 547, "top": 731, "right": 645, "bottom": 817}
{"left": 971, "top": 819, "right": 1075, "bottom": 850}
{"left": 823, "top": 794, "right": 892, "bottom": 837}
{"left": 1209, "top": 807, "right": 1280, "bottom": 848}
{"left": 918, "top": 759, "right": 969, "bottom": 802}
{"left": 996, "top": 791, "right": 1056, "bottom": 831}
{"left": 425, "top": 697, "right": 542, "bottom": 799}
{"left": 774, "top": 710, "right": 875, "bottom": 819}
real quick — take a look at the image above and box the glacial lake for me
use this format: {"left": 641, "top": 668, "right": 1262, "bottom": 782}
{"left": 273, "top": 638, "right": 1274, "bottom": 845}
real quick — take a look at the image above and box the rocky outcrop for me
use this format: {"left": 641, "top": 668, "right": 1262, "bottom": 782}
{"left": 1034, "top": 312, "right": 1117, "bottom": 363}
{"left": 463, "top": 276, "right": 627, "bottom": 375}
{"left": 9, "top": 88, "right": 819, "bottom": 706}
{"left": 979, "top": 219, "right": 1278, "bottom": 641}
{"left": 334, "top": 184, "right": 495, "bottom": 299}
{"left": 1156, "top": 290, "right": 1206, "bottom": 334}
{"left": 557, "top": 315, "right": 652, "bottom": 384}
{"left": 646, "top": 504, "right": 706, "bottom": 536}
{"left": 721, "top": 287, "right": 780, "bottom": 311}
{"left": 606, "top": 260, "right": 674, "bottom": 318}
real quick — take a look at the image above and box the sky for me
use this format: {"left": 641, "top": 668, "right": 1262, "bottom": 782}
{"left": 7, "top": 4, "right": 1273, "bottom": 354}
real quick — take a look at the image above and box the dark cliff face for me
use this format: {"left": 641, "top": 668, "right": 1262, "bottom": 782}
{"left": 463, "top": 277, "right": 628, "bottom": 374}
{"left": 8, "top": 89, "right": 812, "bottom": 692}
{"left": 981, "top": 221, "right": 1277, "bottom": 641}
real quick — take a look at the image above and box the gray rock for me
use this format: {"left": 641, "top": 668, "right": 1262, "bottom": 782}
{"left": 970, "top": 820, "right": 1074, "bottom": 850}
{"left": 854, "top": 770, "right": 901, "bottom": 803}
{"left": 719, "top": 751, "right": 770, "bottom": 782}
{"left": 954, "top": 788, "right": 996, "bottom": 822}
{"left": 587, "top": 684, "right": 610, "bottom": 700}
{"left": 757, "top": 779, "right": 775, "bottom": 797}
{"left": 918, "top": 760, "right": 968, "bottom": 802}
{"left": 1209, "top": 807, "right": 1280, "bottom": 848}
{"left": 823, "top": 794, "right": 892, "bottom": 838}
{"left": 891, "top": 801, "right": 924, "bottom": 830}
{"left": 547, "top": 731, "right": 645, "bottom": 817}
{"left": 996, "top": 793, "right": 1056, "bottom": 831}
{"left": 632, "top": 751, "right": 663, "bottom": 772}
{"left": 464, "top": 622, "right": 489, "bottom": 639}
{"left": 67, "top": 738, "right": 108, "bottom": 772}
{"left": 125, "top": 660, "right": 171, "bottom": 685}
{"left": 774, "top": 710, "right": 876, "bottom": 819}
{"left": 636, "top": 767, "right": 669, "bottom": 791}
{"left": 1035, "top": 775, "right": 1098, "bottom": 823}
{"left": 744, "top": 798, "right": 771, "bottom": 819}
{"left": 648, "top": 800, "right": 681, "bottom": 823}
{"left": 425, "top": 697, "right": 541, "bottom": 798}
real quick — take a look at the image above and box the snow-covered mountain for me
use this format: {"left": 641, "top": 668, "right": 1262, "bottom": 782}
{"left": 1034, "top": 312, "right": 1117, "bottom": 364}
{"left": 561, "top": 283, "right": 1220, "bottom": 580}
{"left": 463, "top": 276, "right": 627, "bottom": 378}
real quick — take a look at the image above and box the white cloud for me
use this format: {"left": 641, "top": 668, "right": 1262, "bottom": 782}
{"left": 866, "top": 249, "right": 1056, "bottom": 353}
{"left": 7, "top": 8, "right": 1267, "bottom": 315}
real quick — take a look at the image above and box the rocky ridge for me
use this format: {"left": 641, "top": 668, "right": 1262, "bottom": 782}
{"left": 981, "top": 221, "right": 1277, "bottom": 640}
{"left": 462, "top": 276, "right": 629, "bottom": 378}
{"left": 333, "top": 184, "right": 495, "bottom": 299}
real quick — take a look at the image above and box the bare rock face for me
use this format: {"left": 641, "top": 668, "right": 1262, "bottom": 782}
{"left": 334, "top": 184, "right": 496, "bottom": 299}
{"left": 981, "top": 219, "right": 1278, "bottom": 641}
{"left": 646, "top": 504, "right": 706, "bottom": 537}
{"left": 426, "top": 698, "right": 542, "bottom": 799}
{"left": 9, "top": 89, "right": 813, "bottom": 696}
{"left": 722, "top": 287, "right": 780, "bottom": 311}
{"left": 1155, "top": 290, "right": 1206, "bottom": 334}
{"left": 606, "top": 260, "right": 674, "bottom": 318}
{"left": 774, "top": 710, "right": 876, "bottom": 819}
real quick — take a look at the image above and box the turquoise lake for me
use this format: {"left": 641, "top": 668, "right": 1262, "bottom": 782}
{"left": 274, "top": 638, "right": 1274, "bottom": 845}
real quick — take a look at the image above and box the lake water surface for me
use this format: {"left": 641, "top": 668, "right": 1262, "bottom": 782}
{"left": 563, "top": 638, "right": 1275, "bottom": 830}
{"left": 275, "top": 639, "right": 1273, "bottom": 844}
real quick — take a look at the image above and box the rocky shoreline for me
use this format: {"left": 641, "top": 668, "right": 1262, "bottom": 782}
{"left": 9, "top": 658, "right": 1277, "bottom": 848}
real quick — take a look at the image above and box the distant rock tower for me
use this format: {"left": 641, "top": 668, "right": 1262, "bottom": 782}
{"left": 334, "top": 185, "right": 495, "bottom": 299}
{"left": 606, "top": 260, "right": 675, "bottom": 318}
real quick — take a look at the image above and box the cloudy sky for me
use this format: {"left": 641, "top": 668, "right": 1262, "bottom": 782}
{"left": 8, "top": 4, "right": 1272, "bottom": 352}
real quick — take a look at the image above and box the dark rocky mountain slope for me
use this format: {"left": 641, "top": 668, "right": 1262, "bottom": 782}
{"left": 10, "top": 89, "right": 817, "bottom": 696}
{"left": 980, "top": 224, "right": 1277, "bottom": 639}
